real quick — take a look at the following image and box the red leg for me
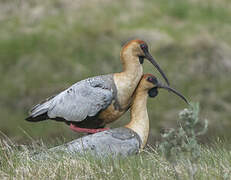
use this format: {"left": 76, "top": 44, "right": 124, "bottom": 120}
{"left": 70, "top": 123, "right": 109, "bottom": 134}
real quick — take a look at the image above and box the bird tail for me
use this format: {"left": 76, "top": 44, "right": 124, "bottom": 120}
{"left": 25, "top": 98, "right": 53, "bottom": 122}
{"left": 25, "top": 112, "right": 48, "bottom": 122}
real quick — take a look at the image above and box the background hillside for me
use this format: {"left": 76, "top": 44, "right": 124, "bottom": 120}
{"left": 0, "top": 0, "right": 231, "bottom": 144}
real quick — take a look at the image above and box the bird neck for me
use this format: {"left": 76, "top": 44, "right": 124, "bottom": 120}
{"left": 113, "top": 51, "right": 143, "bottom": 109}
{"left": 125, "top": 90, "right": 149, "bottom": 149}
{"left": 120, "top": 48, "right": 142, "bottom": 73}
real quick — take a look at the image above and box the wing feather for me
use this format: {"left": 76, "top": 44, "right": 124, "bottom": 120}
{"left": 46, "top": 75, "right": 115, "bottom": 122}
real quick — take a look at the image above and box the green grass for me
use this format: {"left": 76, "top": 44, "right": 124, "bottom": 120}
{"left": 0, "top": 140, "right": 231, "bottom": 179}
{"left": 0, "top": 0, "right": 231, "bottom": 143}
{"left": 1, "top": 102, "right": 230, "bottom": 179}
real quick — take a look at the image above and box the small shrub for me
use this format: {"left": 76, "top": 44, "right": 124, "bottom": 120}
{"left": 158, "top": 102, "right": 208, "bottom": 179}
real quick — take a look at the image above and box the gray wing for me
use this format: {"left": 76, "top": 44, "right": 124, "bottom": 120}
{"left": 29, "top": 74, "right": 116, "bottom": 122}
{"left": 50, "top": 127, "right": 141, "bottom": 157}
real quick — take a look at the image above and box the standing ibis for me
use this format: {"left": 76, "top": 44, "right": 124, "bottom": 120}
{"left": 26, "top": 40, "right": 170, "bottom": 133}
{"left": 46, "top": 74, "right": 188, "bottom": 157}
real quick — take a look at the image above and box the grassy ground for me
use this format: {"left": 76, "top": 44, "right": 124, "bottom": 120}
{"left": 0, "top": 0, "right": 231, "bottom": 143}
{"left": 0, "top": 140, "right": 230, "bottom": 179}
{"left": 1, "top": 101, "right": 230, "bottom": 179}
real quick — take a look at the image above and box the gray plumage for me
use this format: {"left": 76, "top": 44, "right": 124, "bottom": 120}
{"left": 27, "top": 74, "right": 117, "bottom": 122}
{"left": 43, "top": 127, "right": 141, "bottom": 158}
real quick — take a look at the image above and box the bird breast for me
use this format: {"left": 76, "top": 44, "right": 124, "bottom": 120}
{"left": 98, "top": 100, "right": 129, "bottom": 124}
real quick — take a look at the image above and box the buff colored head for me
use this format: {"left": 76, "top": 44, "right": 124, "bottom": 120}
{"left": 121, "top": 40, "right": 170, "bottom": 86}
{"left": 139, "top": 74, "right": 188, "bottom": 104}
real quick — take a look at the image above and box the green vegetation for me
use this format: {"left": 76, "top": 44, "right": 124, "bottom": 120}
{"left": 157, "top": 103, "right": 209, "bottom": 179}
{"left": 0, "top": 140, "right": 231, "bottom": 179}
{"left": 0, "top": 104, "right": 230, "bottom": 179}
{"left": 0, "top": 0, "right": 231, "bottom": 144}
{"left": 158, "top": 103, "right": 208, "bottom": 163}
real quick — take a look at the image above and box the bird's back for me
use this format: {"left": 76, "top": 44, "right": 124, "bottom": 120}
{"left": 50, "top": 127, "right": 141, "bottom": 157}
{"left": 26, "top": 74, "right": 117, "bottom": 123}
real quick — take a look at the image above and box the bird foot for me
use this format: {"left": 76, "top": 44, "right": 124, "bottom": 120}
{"left": 70, "top": 124, "right": 109, "bottom": 134}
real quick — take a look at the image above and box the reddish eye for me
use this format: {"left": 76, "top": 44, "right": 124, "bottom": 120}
{"left": 147, "top": 77, "right": 152, "bottom": 82}
{"left": 147, "top": 76, "right": 158, "bottom": 84}
{"left": 140, "top": 43, "right": 147, "bottom": 50}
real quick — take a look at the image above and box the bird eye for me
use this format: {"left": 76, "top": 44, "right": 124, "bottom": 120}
{"left": 140, "top": 43, "right": 147, "bottom": 50}
{"left": 147, "top": 76, "right": 158, "bottom": 84}
{"left": 147, "top": 77, "right": 153, "bottom": 82}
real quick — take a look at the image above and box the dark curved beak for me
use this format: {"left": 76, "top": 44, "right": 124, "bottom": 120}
{"left": 157, "top": 82, "right": 188, "bottom": 104}
{"left": 144, "top": 49, "right": 170, "bottom": 86}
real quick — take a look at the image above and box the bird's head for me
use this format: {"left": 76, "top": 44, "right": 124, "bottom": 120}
{"left": 139, "top": 74, "right": 188, "bottom": 104}
{"left": 122, "top": 39, "right": 169, "bottom": 86}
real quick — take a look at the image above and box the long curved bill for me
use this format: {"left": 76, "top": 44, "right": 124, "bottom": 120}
{"left": 157, "top": 82, "right": 188, "bottom": 104}
{"left": 144, "top": 51, "right": 170, "bottom": 86}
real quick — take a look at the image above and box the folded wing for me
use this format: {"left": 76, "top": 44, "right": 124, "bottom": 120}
{"left": 26, "top": 75, "right": 115, "bottom": 122}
